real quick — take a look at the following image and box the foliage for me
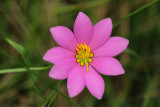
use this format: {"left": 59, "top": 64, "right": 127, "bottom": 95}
{"left": 0, "top": 0, "right": 160, "bottom": 106}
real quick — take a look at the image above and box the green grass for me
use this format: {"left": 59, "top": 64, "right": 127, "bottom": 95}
{"left": 0, "top": 0, "right": 160, "bottom": 106}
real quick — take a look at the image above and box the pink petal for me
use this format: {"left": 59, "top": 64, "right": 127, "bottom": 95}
{"left": 49, "top": 58, "right": 76, "bottom": 80}
{"left": 50, "top": 26, "right": 78, "bottom": 51}
{"left": 91, "top": 57, "right": 125, "bottom": 75}
{"left": 67, "top": 64, "right": 85, "bottom": 98}
{"left": 74, "top": 12, "right": 93, "bottom": 45}
{"left": 94, "top": 37, "right": 129, "bottom": 57}
{"left": 89, "top": 18, "right": 112, "bottom": 51}
{"left": 84, "top": 66, "right": 104, "bottom": 100}
{"left": 43, "top": 47, "right": 75, "bottom": 64}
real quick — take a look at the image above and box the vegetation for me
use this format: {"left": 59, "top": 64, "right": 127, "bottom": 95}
{"left": 0, "top": 0, "right": 160, "bottom": 106}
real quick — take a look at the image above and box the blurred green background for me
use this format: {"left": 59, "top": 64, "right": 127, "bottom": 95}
{"left": 0, "top": 0, "right": 160, "bottom": 107}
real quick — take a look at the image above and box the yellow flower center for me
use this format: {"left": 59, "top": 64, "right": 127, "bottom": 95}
{"left": 75, "top": 44, "right": 94, "bottom": 72}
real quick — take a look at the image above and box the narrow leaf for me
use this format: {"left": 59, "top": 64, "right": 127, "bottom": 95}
{"left": 113, "top": 0, "right": 160, "bottom": 28}
{"left": 5, "top": 38, "right": 30, "bottom": 66}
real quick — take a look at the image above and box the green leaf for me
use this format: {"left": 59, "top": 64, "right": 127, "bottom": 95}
{"left": 5, "top": 38, "right": 30, "bottom": 66}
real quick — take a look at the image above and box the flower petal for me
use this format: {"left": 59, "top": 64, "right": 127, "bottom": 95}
{"left": 84, "top": 66, "right": 104, "bottom": 100}
{"left": 91, "top": 57, "right": 125, "bottom": 75}
{"left": 49, "top": 58, "right": 76, "bottom": 80}
{"left": 67, "top": 64, "right": 85, "bottom": 98}
{"left": 89, "top": 18, "right": 112, "bottom": 50}
{"left": 94, "top": 37, "right": 129, "bottom": 57}
{"left": 43, "top": 47, "right": 75, "bottom": 64}
{"left": 74, "top": 12, "right": 93, "bottom": 44}
{"left": 50, "top": 26, "right": 78, "bottom": 51}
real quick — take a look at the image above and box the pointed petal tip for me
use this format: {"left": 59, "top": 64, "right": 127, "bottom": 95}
{"left": 99, "top": 18, "right": 112, "bottom": 25}
{"left": 122, "top": 37, "right": 129, "bottom": 42}
{"left": 68, "top": 94, "right": 74, "bottom": 98}
{"left": 91, "top": 88, "right": 104, "bottom": 100}
{"left": 102, "top": 18, "right": 113, "bottom": 28}
{"left": 76, "top": 11, "right": 90, "bottom": 21}
{"left": 97, "top": 95, "right": 103, "bottom": 100}
{"left": 121, "top": 70, "right": 125, "bottom": 75}
{"left": 49, "top": 70, "right": 59, "bottom": 80}
{"left": 42, "top": 54, "right": 46, "bottom": 61}
{"left": 48, "top": 70, "right": 65, "bottom": 80}
{"left": 126, "top": 39, "right": 129, "bottom": 45}
{"left": 68, "top": 90, "right": 75, "bottom": 98}
{"left": 50, "top": 26, "right": 56, "bottom": 32}
{"left": 50, "top": 26, "right": 59, "bottom": 36}
{"left": 104, "top": 18, "right": 112, "bottom": 22}
{"left": 123, "top": 38, "right": 129, "bottom": 48}
{"left": 78, "top": 11, "right": 86, "bottom": 16}
{"left": 43, "top": 52, "right": 50, "bottom": 62}
{"left": 50, "top": 26, "right": 62, "bottom": 33}
{"left": 67, "top": 84, "right": 80, "bottom": 98}
{"left": 49, "top": 71, "right": 54, "bottom": 79}
{"left": 50, "top": 27, "right": 53, "bottom": 31}
{"left": 107, "top": 17, "right": 112, "bottom": 20}
{"left": 93, "top": 89, "right": 104, "bottom": 100}
{"left": 67, "top": 86, "right": 73, "bottom": 97}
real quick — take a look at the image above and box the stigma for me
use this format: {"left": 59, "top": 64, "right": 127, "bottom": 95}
{"left": 75, "top": 44, "right": 94, "bottom": 72}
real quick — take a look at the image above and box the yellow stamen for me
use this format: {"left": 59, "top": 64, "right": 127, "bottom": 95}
{"left": 88, "top": 58, "right": 93, "bottom": 62}
{"left": 77, "top": 59, "right": 81, "bottom": 62}
{"left": 89, "top": 53, "right": 94, "bottom": 57}
{"left": 76, "top": 55, "right": 79, "bottom": 58}
{"left": 75, "top": 44, "right": 94, "bottom": 72}
{"left": 80, "top": 61, "right": 84, "bottom": 66}
{"left": 77, "top": 44, "right": 81, "bottom": 49}
{"left": 76, "top": 47, "right": 79, "bottom": 51}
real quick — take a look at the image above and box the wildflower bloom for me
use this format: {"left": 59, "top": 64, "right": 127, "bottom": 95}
{"left": 43, "top": 12, "right": 129, "bottom": 99}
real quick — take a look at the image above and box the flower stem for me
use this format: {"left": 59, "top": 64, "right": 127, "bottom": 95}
{"left": 113, "top": 0, "right": 160, "bottom": 28}
{"left": 0, "top": 66, "right": 52, "bottom": 74}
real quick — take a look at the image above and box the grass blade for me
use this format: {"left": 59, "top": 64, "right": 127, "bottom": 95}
{"left": 42, "top": 81, "right": 62, "bottom": 107}
{"left": 55, "top": 92, "right": 58, "bottom": 107}
{"left": 0, "top": 49, "right": 24, "bottom": 66}
{"left": 47, "top": 81, "right": 62, "bottom": 107}
{"left": 113, "top": 0, "right": 160, "bottom": 28}
{"left": 142, "top": 65, "right": 152, "bottom": 107}
{"left": 5, "top": 38, "right": 30, "bottom": 66}
{"left": 56, "top": 0, "right": 112, "bottom": 13}
{"left": 33, "top": 72, "right": 80, "bottom": 107}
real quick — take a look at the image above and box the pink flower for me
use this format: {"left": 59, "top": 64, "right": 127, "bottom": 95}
{"left": 43, "top": 12, "right": 129, "bottom": 100}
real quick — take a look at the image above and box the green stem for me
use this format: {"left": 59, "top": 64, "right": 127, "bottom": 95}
{"left": 58, "top": 90, "right": 80, "bottom": 107}
{"left": 142, "top": 65, "right": 152, "bottom": 107}
{"left": 113, "top": 0, "right": 160, "bottom": 28}
{"left": 0, "top": 66, "right": 51, "bottom": 74}
{"left": 46, "top": 81, "right": 62, "bottom": 107}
